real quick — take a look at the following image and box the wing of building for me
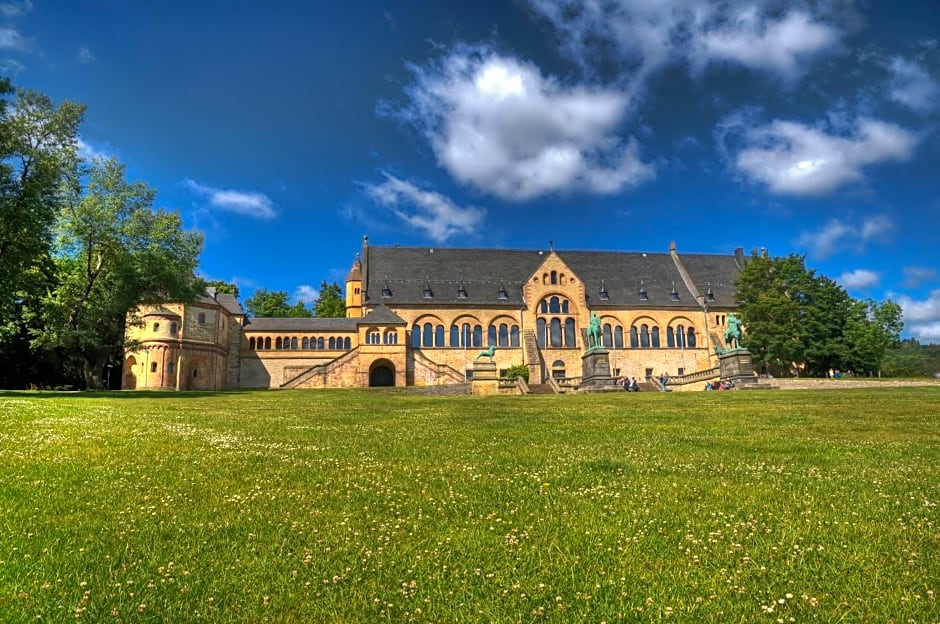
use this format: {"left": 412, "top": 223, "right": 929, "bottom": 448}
{"left": 123, "top": 237, "right": 745, "bottom": 391}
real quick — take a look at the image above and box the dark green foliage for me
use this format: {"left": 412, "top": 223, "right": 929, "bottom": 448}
{"left": 504, "top": 363, "right": 529, "bottom": 382}
{"left": 882, "top": 339, "right": 940, "bottom": 377}
{"left": 203, "top": 279, "right": 240, "bottom": 299}
{"left": 314, "top": 280, "right": 345, "bottom": 318}
{"left": 245, "top": 288, "right": 313, "bottom": 318}
{"left": 736, "top": 252, "right": 902, "bottom": 376}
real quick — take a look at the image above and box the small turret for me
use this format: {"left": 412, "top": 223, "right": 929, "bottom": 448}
{"left": 345, "top": 253, "right": 363, "bottom": 318}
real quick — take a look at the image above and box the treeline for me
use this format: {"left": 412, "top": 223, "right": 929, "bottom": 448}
{"left": 736, "top": 252, "right": 904, "bottom": 377}
{"left": 881, "top": 339, "right": 940, "bottom": 377}
{"left": 0, "top": 79, "right": 203, "bottom": 390}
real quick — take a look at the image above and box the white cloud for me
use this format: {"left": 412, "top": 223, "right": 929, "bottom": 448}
{"left": 528, "top": 1, "right": 842, "bottom": 85}
{"left": 699, "top": 10, "right": 839, "bottom": 80}
{"left": 0, "top": 57, "right": 23, "bottom": 74}
{"left": 795, "top": 215, "right": 892, "bottom": 259}
{"left": 897, "top": 289, "right": 940, "bottom": 344}
{"left": 722, "top": 115, "right": 917, "bottom": 196}
{"left": 293, "top": 284, "right": 319, "bottom": 304}
{"left": 887, "top": 57, "right": 939, "bottom": 113}
{"left": 183, "top": 179, "right": 276, "bottom": 220}
{"left": 0, "top": 25, "right": 28, "bottom": 50}
{"left": 78, "top": 45, "right": 94, "bottom": 64}
{"left": 0, "top": 0, "right": 32, "bottom": 18}
{"left": 903, "top": 266, "right": 938, "bottom": 288}
{"left": 76, "top": 137, "right": 111, "bottom": 161}
{"left": 397, "top": 47, "right": 654, "bottom": 201}
{"left": 837, "top": 269, "right": 880, "bottom": 290}
{"left": 364, "top": 174, "right": 485, "bottom": 243}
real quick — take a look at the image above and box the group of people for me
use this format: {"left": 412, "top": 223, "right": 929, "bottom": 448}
{"left": 617, "top": 377, "right": 640, "bottom": 392}
{"left": 704, "top": 379, "right": 735, "bottom": 391}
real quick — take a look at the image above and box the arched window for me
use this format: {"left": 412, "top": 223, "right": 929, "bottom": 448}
{"left": 249, "top": 337, "right": 256, "bottom": 349}
{"left": 510, "top": 326, "right": 520, "bottom": 347}
{"left": 153, "top": 322, "right": 160, "bottom": 332}
{"left": 614, "top": 326, "right": 624, "bottom": 348}
{"left": 367, "top": 330, "right": 379, "bottom": 344}
{"left": 562, "top": 300, "right": 569, "bottom": 313}
{"left": 423, "top": 322, "right": 433, "bottom": 347}
{"left": 329, "top": 337, "right": 336, "bottom": 349}
{"left": 565, "top": 318, "right": 576, "bottom": 347}
{"left": 412, "top": 325, "right": 421, "bottom": 347}
{"left": 549, "top": 296, "right": 560, "bottom": 313}
{"left": 170, "top": 322, "right": 177, "bottom": 335}
{"left": 537, "top": 318, "right": 546, "bottom": 348}
{"left": 450, "top": 325, "right": 459, "bottom": 347}
{"left": 264, "top": 337, "right": 271, "bottom": 350}
{"left": 275, "top": 337, "right": 283, "bottom": 349}
{"left": 667, "top": 327, "right": 675, "bottom": 348}
{"left": 603, "top": 323, "right": 613, "bottom": 348}
{"left": 687, "top": 327, "right": 696, "bottom": 347}
{"left": 317, "top": 337, "right": 324, "bottom": 349}
{"left": 676, "top": 325, "right": 685, "bottom": 348}
{"left": 384, "top": 331, "right": 397, "bottom": 345}
{"left": 551, "top": 359, "right": 565, "bottom": 380}
{"left": 550, "top": 318, "right": 562, "bottom": 347}
{"left": 652, "top": 326, "right": 660, "bottom": 348}
{"left": 473, "top": 325, "right": 482, "bottom": 347}
{"left": 630, "top": 326, "right": 638, "bottom": 348}
{"left": 550, "top": 270, "right": 558, "bottom": 284}
{"left": 462, "top": 323, "right": 471, "bottom": 347}
{"left": 540, "top": 300, "right": 548, "bottom": 313}
{"left": 290, "top": 337, "right": 298, "bottom": 349}
{"left": 640, "top": 324, "right": 650, "bottom": 348}
{"left": 498, "top": 323, "right": 508, "bottom": 347}
{"left": 344, "top": 337, "right": 351, "bottom": 349}
{"left": 488, "top": 325, "right": 497, "bottom": 346}
{"left": 197, "top": 312, "right": 206, "bottom": 324}
{"left": 435, "top": 325, "right": 444, "bottom": 347}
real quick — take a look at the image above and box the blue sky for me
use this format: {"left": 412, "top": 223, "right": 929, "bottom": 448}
{"left": 4, "top": 1, "right": 939, "bottom": 341}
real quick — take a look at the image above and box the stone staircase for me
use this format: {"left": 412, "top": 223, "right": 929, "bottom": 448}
{"left": 526, "top": 383, "right": 556, "bottom": 394}
{"left": 280, "top": 347, "right": 360, "bottom": 389}
{"left": 522, "top": 329, "right": 543, "bottom": 381}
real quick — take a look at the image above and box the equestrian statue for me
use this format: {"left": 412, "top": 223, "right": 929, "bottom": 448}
{"left": 723, "top": 313, "right": 743, "bottom": 350}
{"left": 587, "top": 313, "right": 603, "bottom": 350}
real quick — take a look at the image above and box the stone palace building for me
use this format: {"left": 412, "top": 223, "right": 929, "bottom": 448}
{"left": 122, "top": 236, "right": 744, "bottom": 391}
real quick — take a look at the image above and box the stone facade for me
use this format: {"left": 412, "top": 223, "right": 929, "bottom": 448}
{"left": 123, "top": 238, "right": 744, "bottom": 391}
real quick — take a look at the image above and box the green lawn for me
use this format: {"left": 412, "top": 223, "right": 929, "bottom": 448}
{"left": 1, "top": 388, "right": 938, "bottom": 623}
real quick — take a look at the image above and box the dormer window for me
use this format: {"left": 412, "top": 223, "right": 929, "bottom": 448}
{"left": 422, "top": 279, "right": 433, "bottom": 299}
{"left": 706, "top": 283, "right": 715, "bottom": 302}
{"left": 457, "top": 282, "right": 468, "bottom": 299}
{"left": 381, "top": 278, "right": 392, "bottom": 298}
{"left": 639, "top": 281, "right": 648, "bottom": 301}
{"left": 671, "top": 282, "right": 680, "bottom": 301}
{"left": 599, "top": 282, "right": 609, "bottom": 301}
{"left": 497, "top": 283, "right": 509, "bottom": 300}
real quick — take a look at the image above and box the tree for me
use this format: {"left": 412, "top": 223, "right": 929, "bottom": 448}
{"left": 204, "top": 279, "right": 239, "bottom": 299}
{"left": 0, "top": 80, "right": 84, "bottom": 340}
{"left": 245, "top": 288, "right": 312, "bottom": 318}
{"left": 31, "top": 157, "right": 203, "bottom": 388}
{"left": 736, "top": 251, "right": 903, "bottom": 377}
{"left": 314, "top": 280, "right": 345, "bottom": 317}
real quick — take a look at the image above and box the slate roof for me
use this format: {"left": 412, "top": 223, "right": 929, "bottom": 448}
{"left": 243, "top": 317, "right": 359, "bottom": 332}
{"left": 142, "top": 306, "right": 180, "bottom": 318}
{"left": 359, "top": 304, "right": 407, "bottom": 325}
{"left": 365, "top": 246, "right": 547, "bottom": 306}
{"left": 196, "top": 292, "right": 244, "bottom": 315}
{"left": 364, "top": 245, "right": 741, "bottom": 308}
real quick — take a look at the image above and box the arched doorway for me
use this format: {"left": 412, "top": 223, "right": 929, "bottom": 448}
{"left": 123, "top": 356, "right": 137, "bottom": 389}
{"left": 369, "top": 359, "right": 395, "bottom": 387}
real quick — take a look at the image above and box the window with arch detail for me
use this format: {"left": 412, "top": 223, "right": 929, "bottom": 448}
{"left": 264, "top": 337, "right": 271, "bottom": 349}
{"left": 249, "top": 337, "right": 256, "bottom": 349}
{"left": 367, "top": 330, "right": 380, "bottom": 344}
{"left": 538, "top": 296, "right": 576, "bottom": 348}
{"left": 614, "top": 326, "right": 624, "bottom": 348}
{"left": 302, "top": 337, "right": 309, "bottom": 349}
{"left": 687, "top": 327, "right": 696, "bottom": 347}
{"left": 651, "top": 326, "right": 660, "bottom": 348}
{"left": 602, "top": 323, "right": 613, "bottom": 348}
{"left": 329, "top": 337, "right": 336, "bottom": 349}
{"left": 384, "top": 330, "right": 397, "bottom": 345}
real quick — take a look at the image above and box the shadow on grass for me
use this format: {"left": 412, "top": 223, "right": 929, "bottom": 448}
{"left": 0, "top": 389, "right": 265, "bottom": 400}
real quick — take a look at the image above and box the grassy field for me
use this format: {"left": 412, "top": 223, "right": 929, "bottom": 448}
{"left": 1, "top": 388, "right": 938, "bottom": 623}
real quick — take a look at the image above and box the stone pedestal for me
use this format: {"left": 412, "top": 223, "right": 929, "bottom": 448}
{"left": 718, "top": 350, "right": 770, "bottom": 389}
{"left": 578, "top": 348, "right": 620, "bottom": 393}
{"left": 471, "top": 361, "right": 499, "bottom": 396}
